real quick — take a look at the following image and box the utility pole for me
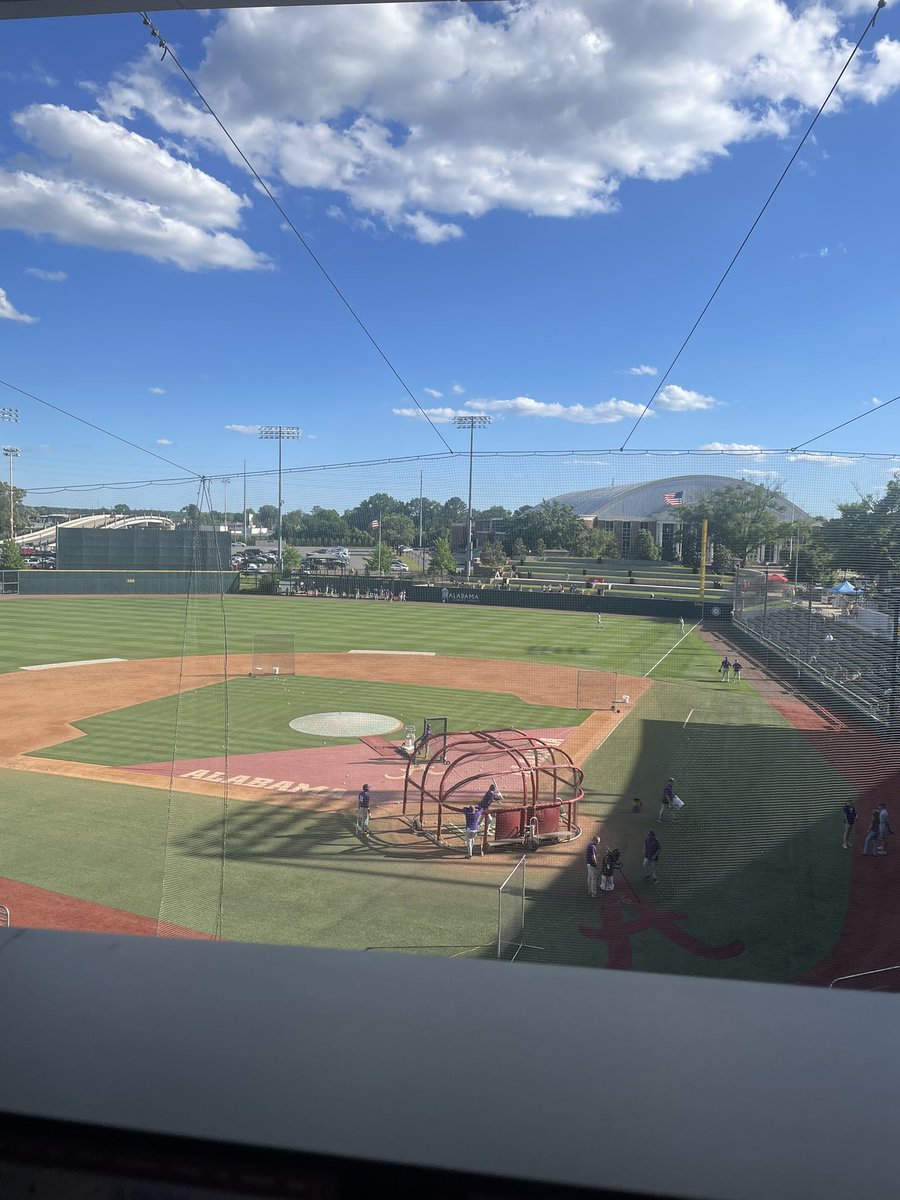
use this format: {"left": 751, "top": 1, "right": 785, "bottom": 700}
{"left": 242, "top": 460, "right": 247, "bottom": 542}
{"left": 258, "top": 426, "right": 301, "bottom": 573}
{"left": 453, "top": 414, "right": 491, "bottom": 579}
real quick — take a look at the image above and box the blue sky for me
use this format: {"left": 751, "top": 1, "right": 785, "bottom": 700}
{"left": 1, "top": 0, "right": 899, "bottom": 516}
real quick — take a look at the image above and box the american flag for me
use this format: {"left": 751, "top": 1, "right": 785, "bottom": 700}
{"left": 663, "top": 490, "right": 685, "bottom": 507}
{"left": 370, "top": 519, "right": 379, "bottom": 529}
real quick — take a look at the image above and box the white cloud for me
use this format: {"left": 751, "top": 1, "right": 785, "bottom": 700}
{"left": 627, "top": 364, "right": 657, "bottom": 376}
{"left": 0, "top": 287, "right": 37, "bottom": 323}
{"left": 424, "top": 387, "right": 443, "bottom": 399}
{"left": 97, "top": 2, "right": 900, "bottom": 240}
{"left": 451, "top": 384, "right": 466, "bottom": 395}
{"left": 395, "top": 394, "right": 652, "bottom": 425}
{"left": 305, "top": 433, "right": 318, "bottom": 439}
{"left": 787, "top": 452, "right": 857, "bottom": 465}
{"left": 225, "top": 424, "right": 262, "bottom": 435}
{"left": 1, "top": 104, "right": 269, "bottom": 271}
{"left": 739, "top": 468, "right": 778, "bottom": 479}
{"left": 392, "top": 406, "right": 469, "bottom": 424}
{"left": 869, "top": 396, "right": 882, "bottom": 406}
{"left": 655, "top": 385, "right": 719, "bottom": 412}
{"left": 25, "top": 266, "right": 66, "bottom": 281}
{"left": 466, "top": 395, "right": 649, "bottom": 424}
{"left": 156, "top": 438, "right": 173, "bottom": 445}
{"left": 701, "top": 442, "right": 764, "bottom": 452}
{"left": 148, "top": 386, "right": 166, "bottom": 395}
{"left": 402, "top": 212, "right": 463, "bottom": 244}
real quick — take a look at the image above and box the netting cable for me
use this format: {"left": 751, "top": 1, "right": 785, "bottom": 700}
{"left": 138, "top": 11, "right": 455, "bottom": 456}
{"left": 617, "top": 0, "right": 889, "bottom": 451}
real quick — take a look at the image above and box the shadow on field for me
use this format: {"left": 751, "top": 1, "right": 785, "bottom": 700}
{"left": 513, "top": 716, "right": 868, "bottom": 981}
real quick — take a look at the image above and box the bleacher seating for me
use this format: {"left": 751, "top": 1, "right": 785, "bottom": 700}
{"left": 739, "top": 601, "right": 895, "bottom": 721}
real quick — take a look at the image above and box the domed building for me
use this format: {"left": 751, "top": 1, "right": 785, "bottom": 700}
{"left": 552, "top": 474, "right": 811, "bottom": 562}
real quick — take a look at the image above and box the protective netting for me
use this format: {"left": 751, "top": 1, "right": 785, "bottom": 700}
{"left": 4, "top": 450, "right": 899, "bottom": 987}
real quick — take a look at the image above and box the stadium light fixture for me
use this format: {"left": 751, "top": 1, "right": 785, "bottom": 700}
{"left": 258, "top": 426, "right": 301, "bottom": 572}
{"left": 3, "top": 445, "right": 20, "bottom": 541}
{"left": 1, "top": 407, "right": 19, "bottom": 423}
{"left": 453, "top": 415, "right": 491, "bottom": 579}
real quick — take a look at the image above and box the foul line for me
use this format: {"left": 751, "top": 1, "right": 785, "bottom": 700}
{"left": 683, "top": 709, "right": 694, "bottom": 728}
{"left": 21, "top": 658, "right": 126, "bottom": 671}
{"left": 348, "top": 650, "right": 436, "bottom": 656}
{"left": 644, "top": 627, "right": 696, "bottom": 678}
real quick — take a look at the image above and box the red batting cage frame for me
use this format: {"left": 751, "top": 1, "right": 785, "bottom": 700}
{"left": 402, "top": 728, "right": 583, "bottom": 854}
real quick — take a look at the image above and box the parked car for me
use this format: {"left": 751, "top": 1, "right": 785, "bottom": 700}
{"left": 391, "top": 561, "right": 410, "bottom": 572}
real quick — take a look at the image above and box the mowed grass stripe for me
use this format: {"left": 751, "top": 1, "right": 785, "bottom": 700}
{"left": 0, "top": 595, "right": 716, "bottom": 681}
{"left": 32, "top": 675, "right": 590, "bottom": 766}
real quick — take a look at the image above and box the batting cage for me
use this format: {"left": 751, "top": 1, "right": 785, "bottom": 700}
{"left": 402, "top": 728, "right": 583, "bottom": 854}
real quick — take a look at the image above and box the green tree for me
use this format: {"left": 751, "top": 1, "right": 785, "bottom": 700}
{"left": 0, "top": 483, "right": 31, "bottom": 536}
{"left": 819, "top": 477, "right": 900, "bottom": 580}
{"left": 255, "top": 504, "right": 279, "bottom": 530}
{"left": 536, "top": 537, "right": 546, "bottom": 556}
{"left": 512, "top": 537, "right": 527, "bottom": 559}
{"left": 366, "top": 543, "right": 394, "bottom": 573}
{"left": 479, "top": 539, "right": 507, "bottom": 568}
{"left": 634, "top": 529, "right": 661, "bottom": 561}
{"left": 430, "top": 536, "right": 456, "bottom": 576}
{"left": 789, "top": 534, "right": 835, "bottom": 588}
{"left": 0, "top": 539, "right": 26, "bottom": 568}
{"left": 712, "top": 541, "right": 735, "bottom": 574}
{"left": 281, "top": 545, "right": 301, "bottom": 573}
{"left": 180, "top": 503, "right": 201, "bottom": 524}
{"left": 680, "top": 483, "right": 789, "bottom": 567}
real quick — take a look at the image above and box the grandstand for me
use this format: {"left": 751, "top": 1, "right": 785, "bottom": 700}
{"left": 733, "top": 572, "right": 900, "bottom": 728}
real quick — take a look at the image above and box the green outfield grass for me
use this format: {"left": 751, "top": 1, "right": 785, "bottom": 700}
{"left": 0, "top": 594, "right": 716, "bottom": 680}
{"left": 32, "top": 674, "right": 589, "bottom": 766}
{"left": 0, "top": 594, "right": 858, "bottom": 983}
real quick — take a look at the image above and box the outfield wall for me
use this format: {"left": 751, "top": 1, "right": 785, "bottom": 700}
{"left": 11, "top": 571, "right": 240, "bottom": 595}
{"left": 278, "top": 575, "right": 732, "bottom": 619}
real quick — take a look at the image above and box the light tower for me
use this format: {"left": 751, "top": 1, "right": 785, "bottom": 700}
{"left": 258, "top": 426, "right": 301, "bottom": 572}
{"left": 453, "top": 414, "right": 491, "bottom": 579}
{"left": 3, "top": 446, "right": 21, "bottom": 541}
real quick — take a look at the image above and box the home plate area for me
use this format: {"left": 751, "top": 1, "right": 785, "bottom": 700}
{"left": 123, "top": 728, "right": 576, "bottom": 807}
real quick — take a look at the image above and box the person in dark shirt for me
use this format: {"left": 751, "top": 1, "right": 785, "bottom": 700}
{"left": 585, "top": 835, "right": 601, "bottom": 897}
{"left": 658, "top": 777, "right": 675, "bottom": 822}
{"left": 463, "top": 805, "right": 480, "bottom": 859}
{"left": 357, "top": 784, "right": 371, "bottom": 833}
{"left": 643, "top": 831, "right": 661, "bottom": 883}
{"left": 842, "top": 802, "right": 858, "bottom": 849}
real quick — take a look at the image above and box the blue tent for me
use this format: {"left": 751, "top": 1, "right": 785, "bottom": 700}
{"left": 829, "top": 580, "right": 861, "bottom": 594}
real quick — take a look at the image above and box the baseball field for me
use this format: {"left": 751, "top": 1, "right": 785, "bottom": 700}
{"left": 1, "top": 593, "right": 895, "bottom": 984}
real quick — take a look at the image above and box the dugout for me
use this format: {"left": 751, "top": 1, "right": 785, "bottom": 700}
{"left": 57, "top": 526, "right": 231, "bottom": 572}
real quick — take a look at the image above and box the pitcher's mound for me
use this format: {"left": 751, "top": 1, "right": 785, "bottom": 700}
{"left": 289, "top": 712, "right": 403, "bottom": 737}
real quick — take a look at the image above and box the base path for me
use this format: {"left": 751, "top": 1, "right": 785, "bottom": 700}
{"left": 0, "top": 876, "right": 207, "bottom": 938}
{"left": 0, "top": 652, "right": 652, "bottom": 811}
